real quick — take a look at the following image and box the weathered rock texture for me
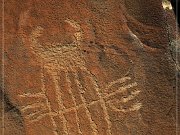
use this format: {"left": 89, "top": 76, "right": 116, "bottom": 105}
{"left": 1, "top": 0, "right": 178, "bottom": 135}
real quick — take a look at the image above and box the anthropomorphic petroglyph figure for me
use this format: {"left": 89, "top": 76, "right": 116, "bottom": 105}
{"left": 18, "top": 17, "right": 142, "bottom": 135}
{"left": 19, "top": 19, "right": 112, "bottom": 135}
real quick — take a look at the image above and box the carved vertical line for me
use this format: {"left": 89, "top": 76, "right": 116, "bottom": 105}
{"left": 41, "top": 68, "right": 59, "bottom": 135}
{"left": 52, "top": 72, "right": 68, "bottom": 135}
{"left": 74, "top": 72, "right": 98, "bottom": 135}
{"left": 85, "top": 69, "right": 112, "bottom": 135}
{"left": 66, "top": 72, "right": 82, "bottom": 135}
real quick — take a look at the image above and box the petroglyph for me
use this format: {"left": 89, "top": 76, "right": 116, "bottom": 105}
{"left": 105, "top": 77, "right": 142, "bottom": 113}
{"left": 105, "top": 77, "right": 131, "bottom": 92}
{"left": 108, "top": 101, "right": 142, "bottom": 113}
{"left": 25, "top": 19, "right": 112, "bottom": 135}
{"left": 17, "top": 18, "right": 143, "bottom": 134}
{"left": 18, "top": 92, "right": 46, "bottom": 98}
{"left": 121, "top": 90, "right": 141, "bottom": 103}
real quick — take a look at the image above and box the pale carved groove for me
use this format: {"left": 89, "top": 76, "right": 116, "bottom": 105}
{"left": 73, "top": 72, "right": 98, "bottom": 135}
{"left": 41, "top": 70, "right": 60, "bottom": 135}
{"left": 18, "top": 92, "right": 46, "bottom": 98}
{"left": 105, "top": 77, "right": 131, "bottom": 92}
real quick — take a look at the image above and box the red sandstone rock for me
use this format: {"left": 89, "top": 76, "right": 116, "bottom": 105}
{"left": 1, "top": 0, "right": 178, "bottom": 135}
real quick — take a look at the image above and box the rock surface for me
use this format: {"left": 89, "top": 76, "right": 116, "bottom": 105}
{"left": 1, "top": 0, "right": 178, "bottom": 135}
